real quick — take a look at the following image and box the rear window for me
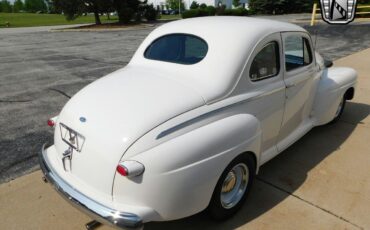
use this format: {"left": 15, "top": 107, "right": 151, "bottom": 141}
{"left": 144, "top": 34, "right": 208, "bottom": 65}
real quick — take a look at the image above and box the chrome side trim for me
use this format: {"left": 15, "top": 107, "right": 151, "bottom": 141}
{"left": 157, "top": 86, "right": 285, "bottom": 139}
{"left": 39, "top": 144, "right": 143, "bottom": 230}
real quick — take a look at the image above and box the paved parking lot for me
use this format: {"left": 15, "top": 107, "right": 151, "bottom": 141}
{"left": 0, "top": 47, "right": 369, "bottom": 230}
{"left": 1, "top": 21, "right": 370, "bottom": 184}
{"left": 0, "top": 17, "right": 370, "bottom": 230}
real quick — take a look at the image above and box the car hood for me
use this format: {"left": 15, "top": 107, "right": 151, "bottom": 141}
{"left": 54, "top": 66, "right": 205, "bottom": 195}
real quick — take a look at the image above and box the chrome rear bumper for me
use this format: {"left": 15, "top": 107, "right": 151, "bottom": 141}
{"left": 39, "top": 143, "right": 143, "bottom": 230}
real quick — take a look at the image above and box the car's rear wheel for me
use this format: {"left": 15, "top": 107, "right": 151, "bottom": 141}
{"left": 330, "top": 95, "right": 346, "bottom": 124}
{"left": 208, "top": 154, "right": 255, "bottom": 220}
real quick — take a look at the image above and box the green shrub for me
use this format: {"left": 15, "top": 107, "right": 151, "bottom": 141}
{"left": 118, "top": 7, "right": 135, "bottom": 23}
{"left": 199, "top": 3, "right": 207, "bottom": 9}
{"left": 199, "top": 8, "right": 209, "bottom": 16}
{"left": 182, "top": 7, "right": 214, "bottom": 18}
{"left": 183, "top": 5, "right": 247, "bottom": 18}
{"left": 215, "top": 5, "right": 226, "bottom": 15}
{"left": 222, "top": 9, "right": 233, "bottom": 15}
{"left": 249, "top": 0, "right": 312, "bottom": 14}
{"left": 217, "top": 7, "right": 248, "bottom": 16}
{"left": 206, "top": 5, "right": 216, "bottom": 15}
{"left": 248, "top": 7, "right": 257, "bottom": 15}
{"left": 190, "top": 1, "right": 199, "bottom": 9}
{"left": 182, "top": 9, "right": 200, "bottom": 18}
{"left": 232, "top": 7, "right": 248, "bottom": 16}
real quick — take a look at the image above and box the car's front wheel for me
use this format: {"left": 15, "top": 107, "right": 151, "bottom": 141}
{"left": 330, "top": 95, "right": 346, "bottom": 124}
{"left": 208, "top": 154, "right": 255, "bottom": 220}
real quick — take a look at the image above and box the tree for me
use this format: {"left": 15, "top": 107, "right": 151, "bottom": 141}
{"left": 165, "top": 0, "right": 184, "bottom": 11}
{"left": 190, "top": 1, "right": 199, "bottom": 9}
{"left": 99, "top": 0, "right": 114, "bottom": 20}
{"left": 113, "top": 0, "right": 146, "bottom": 23}
{"left": 54, "top": 0, "right": 113, "bottom": 25}
{"left": 249, "top": 0, "right": 311, "bottom": 14}
{"left": 54, "top": 0, "right": 85, "bottom": 20}
{"left": 45, "top": 0, "right": 62, "bottom": 13}
{"left": 13, "top": 0, "right": 24, "bottom": 12}
{"left": 0, "top": 0, "right": 12, "bottom": 12}
{"left": 25, "top": 0, "right": 47, "bottom": 12}
{"left": 233, "top": 0, "right": 240, "bottom": 8}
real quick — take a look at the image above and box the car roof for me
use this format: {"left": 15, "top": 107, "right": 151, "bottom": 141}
{"left": 129, "top": 17, "right": 308, "bottom": 104}
{"left": 157, "top": 16, "right": 305, "bottom": 39}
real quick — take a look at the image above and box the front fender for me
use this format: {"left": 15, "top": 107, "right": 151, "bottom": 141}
{"left": 113, "top": 114, "right": 261, "bottom": 222}
{"left": 313, "top": 67, "right": 357, "bottom": 126}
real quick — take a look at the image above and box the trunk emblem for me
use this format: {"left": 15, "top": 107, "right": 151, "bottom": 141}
{"left": 60, "top": 123, "right": 85, "bottom": 152}
{"left": 79, "top": 117, "right": 86, "bottom": 122}
{"left": 59, "top": 123, "right": 85, "bottom": 171}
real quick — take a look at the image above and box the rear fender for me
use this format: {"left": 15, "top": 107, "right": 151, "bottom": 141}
{"left": 113, "top": 114, "right": 261, "bottom": 221}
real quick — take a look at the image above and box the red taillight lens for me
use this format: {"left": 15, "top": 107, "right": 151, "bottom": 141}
{"left": 116, "top": 161, "right": 145, "bottom": 177}
{"left": 47, "top": 119, "right": 55, "bottom": 127}
{"left": 116, "top": 165, "right": 128, "bottom": 176}
{"left": 47, "top": 116, "right": 58, "bottom": 127}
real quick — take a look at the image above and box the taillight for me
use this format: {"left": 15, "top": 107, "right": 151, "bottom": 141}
{"left": 47, "top": 116, "right": 58, "bottom": 128}
{"left": 116, "top": 165, "right": 128, "bottom": 176}
{"left": 47, "top": 119, "right": 55, "bottom": 127}
{"left": 116, "top": 161, "right": 145, "bottom": 177}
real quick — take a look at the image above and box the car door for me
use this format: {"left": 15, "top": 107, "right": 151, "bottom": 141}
{"left": 277, "top": 32, "right": 316, "bottom": 151}
{"left": 242, "top": 33, "right": 286, "bottom": 164}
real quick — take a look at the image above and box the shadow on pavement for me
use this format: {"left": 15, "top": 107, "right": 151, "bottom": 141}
{"left": 145, "top": 101, "right": 370, "bottom": 230}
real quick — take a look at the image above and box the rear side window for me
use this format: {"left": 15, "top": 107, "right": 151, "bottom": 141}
{"left": 250, "top": 42, "right": 280, "bottom": 81}
{"left": 284, "top": 36, "right": 312, "bottom": 71}
{"left": 144, "top": 34, "right": 208, "bottom": 65}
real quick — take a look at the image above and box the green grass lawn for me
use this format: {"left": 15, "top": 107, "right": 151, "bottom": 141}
{"left": 159, "top": 14, "right": 182, "bottom": 20}
{"left": 0, "top": 13, "right": 118, "bottom": 28}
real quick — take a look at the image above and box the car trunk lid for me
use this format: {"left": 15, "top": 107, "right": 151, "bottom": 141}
{"left": 53, "top": 66, "right": 205, "bottom": 195}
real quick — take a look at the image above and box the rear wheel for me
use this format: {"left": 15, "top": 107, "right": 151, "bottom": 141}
{"left": 208, "top": 154, "right": 255, "bottom": 220}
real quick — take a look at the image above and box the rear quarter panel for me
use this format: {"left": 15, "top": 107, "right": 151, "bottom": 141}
{"left": 113, "top": 114, "right": 261, "bottom": 221}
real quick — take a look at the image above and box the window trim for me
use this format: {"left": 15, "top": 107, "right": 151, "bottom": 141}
{"left": 249, "top": 41, "right": 281, "bottom": 82}
{"left": 143, "top": 33, "right": 209, "bottom": 65}
{"left": 303, "top": 37, "right": 313, "bottom": 66}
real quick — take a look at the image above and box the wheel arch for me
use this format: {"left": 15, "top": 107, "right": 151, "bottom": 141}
{"left": 345, "top": 87, "right": 355, "bottom": 100}
{"left": 313, "top": 67, "right": 357, "bottom": 126}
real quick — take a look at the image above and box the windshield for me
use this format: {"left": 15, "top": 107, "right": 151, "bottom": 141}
{"left": 144, "top": 34, "right": 208, "bottom": 65}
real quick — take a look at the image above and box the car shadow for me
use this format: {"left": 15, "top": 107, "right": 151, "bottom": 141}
{"left": 145, "top": 101, "right": 370, "bottom": 230}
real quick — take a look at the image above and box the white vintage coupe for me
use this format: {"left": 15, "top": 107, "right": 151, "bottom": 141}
{"left": 40, "top": 17, "right": 357, "bottom": 229}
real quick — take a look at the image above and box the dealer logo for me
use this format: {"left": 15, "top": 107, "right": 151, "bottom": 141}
{"left": 320, "top": 0, "right": 357, "bottom": 24}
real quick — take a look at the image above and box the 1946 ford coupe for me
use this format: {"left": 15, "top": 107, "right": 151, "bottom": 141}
{"left": 39, "top": 17, "right": 357, "bottom": 229}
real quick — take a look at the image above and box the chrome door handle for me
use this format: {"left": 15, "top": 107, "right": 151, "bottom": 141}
{"left": 286, "top": 83, "right": 296, "bottom": 88}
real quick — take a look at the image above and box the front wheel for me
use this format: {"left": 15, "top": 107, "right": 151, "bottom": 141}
{"left": 208, "top": 154, "right": 255, "bottom": 220}
{"left": 330, "top": 95, "right": 346, "bottom": 124}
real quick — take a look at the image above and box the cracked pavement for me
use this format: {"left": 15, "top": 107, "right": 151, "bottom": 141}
{"left": 0, "top": 18, "right": 370, "bottom": 230}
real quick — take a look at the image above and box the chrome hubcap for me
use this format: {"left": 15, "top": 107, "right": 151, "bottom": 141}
{"left": 220, "top": 163, "right": 249, "bottom": 209}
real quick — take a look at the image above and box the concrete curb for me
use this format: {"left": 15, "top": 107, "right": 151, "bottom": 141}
{"left": 50, "top": 24, "right": 156, "bottom": 32}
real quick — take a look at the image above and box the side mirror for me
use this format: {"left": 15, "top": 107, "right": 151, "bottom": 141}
{"left": 324, "top": 59, "right": 333, "bottom": 68}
